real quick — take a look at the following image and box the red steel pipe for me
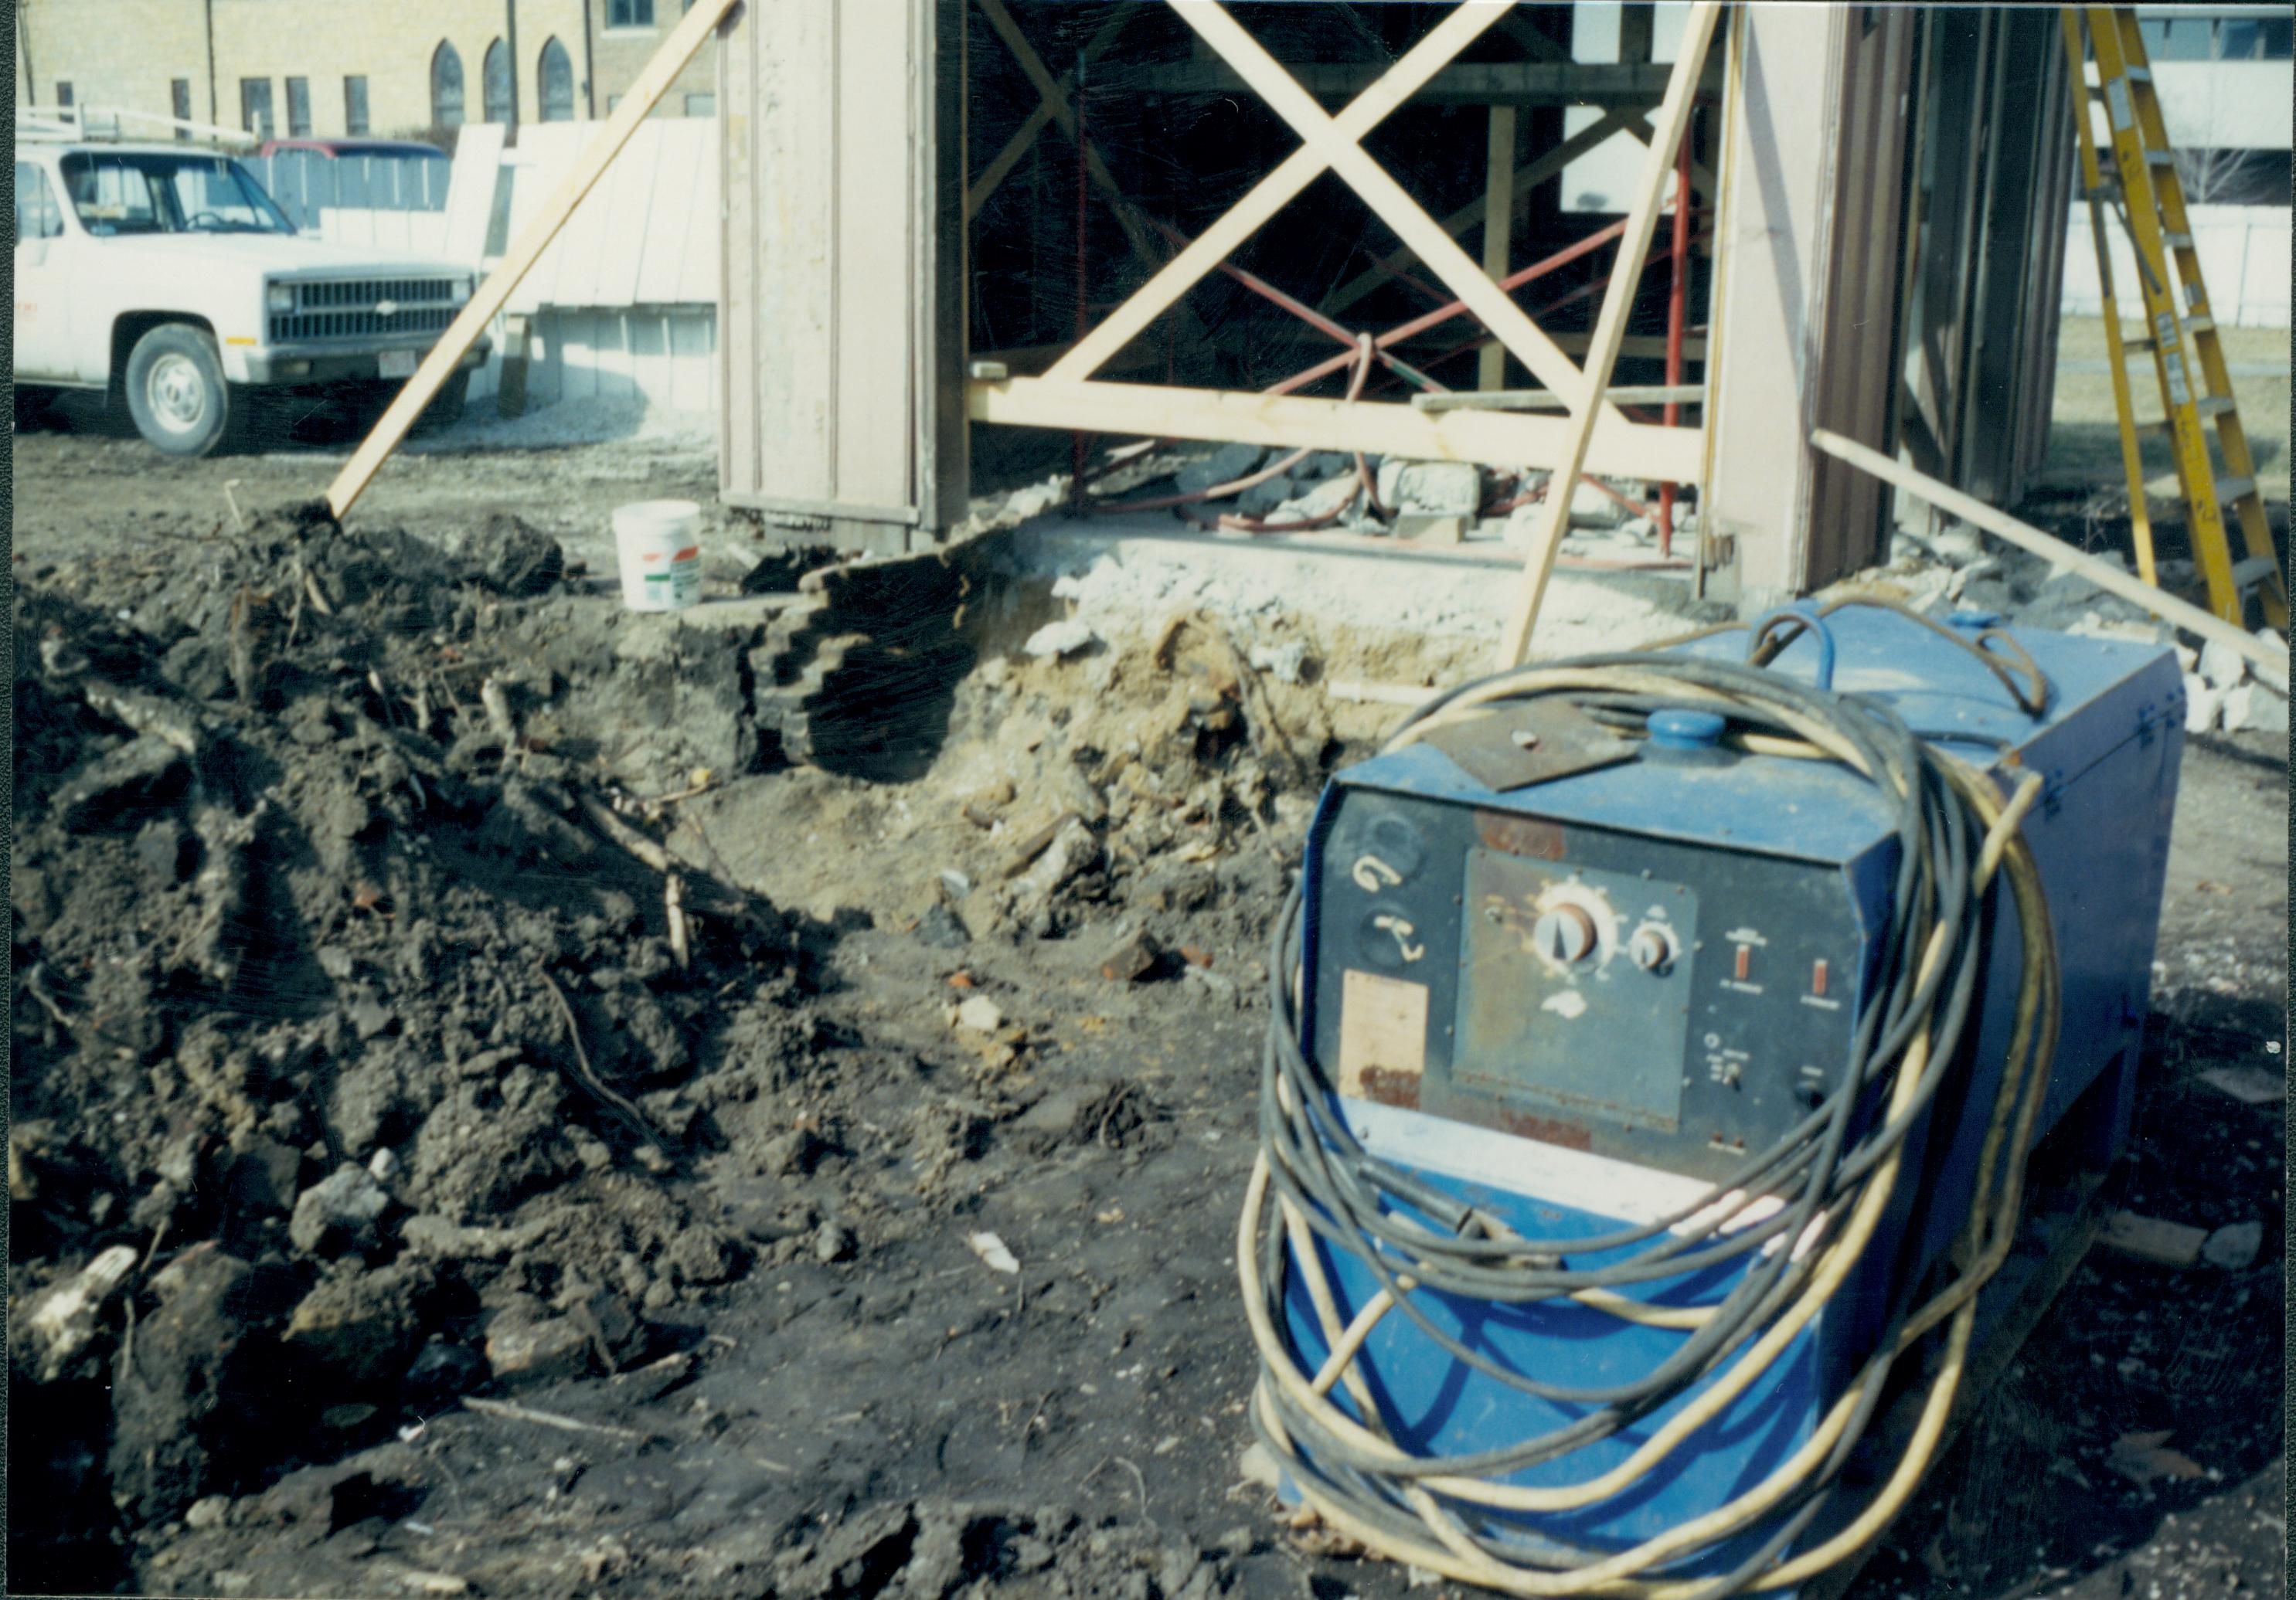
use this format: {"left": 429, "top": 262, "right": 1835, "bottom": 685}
{"left": 1658, "top": 112, "right": 1693, "bottom": 555}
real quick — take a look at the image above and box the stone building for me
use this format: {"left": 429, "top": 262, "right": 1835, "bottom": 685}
{"left": 13, "top": 0, "right": 718, "bottom": 141}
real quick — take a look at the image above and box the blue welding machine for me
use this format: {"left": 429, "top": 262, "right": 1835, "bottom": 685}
{"left": 1250, "top": 603, "right": 2182, "bottom": 1592}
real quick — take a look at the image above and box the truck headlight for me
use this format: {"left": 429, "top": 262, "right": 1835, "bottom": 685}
{"left": 451, "top": 276, "right": 474, "bottom": 305}
{"left": 266, "top": 282, "right": 296, "bottom": 314}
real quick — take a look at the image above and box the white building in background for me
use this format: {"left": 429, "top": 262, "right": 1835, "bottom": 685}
{"left": 2137, "top": 6, "right": 2293, "bottom": 204}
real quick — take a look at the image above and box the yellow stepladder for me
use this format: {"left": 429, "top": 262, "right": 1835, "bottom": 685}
{"left": 2063, "top": 6, "right": 2287, "bottom": 631}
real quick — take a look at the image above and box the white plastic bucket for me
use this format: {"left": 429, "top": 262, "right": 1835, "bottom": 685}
{"left": 613, "top": 499, "right": 703, "bottom": 613}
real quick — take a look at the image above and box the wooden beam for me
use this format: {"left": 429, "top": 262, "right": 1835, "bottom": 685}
{"left": 1045, "top": 1, "right": 1506, "bottom": 385}
{"left": 1810, "top": 428, "right": 2291, "bottom": 689}
{"left": 1478, "top": 104, "right": 1518, "bottom": 392}
{"left": 1417, "top": 384, "right": 1705, "bottom": 413}
{"left": 1495, "top": 0, "right": 1721, "bottom": 668}
{"left": 326, "top": 0, "right": 734, "bottom": 518}
{"left": 968, "top": 375, "right": 1706, "bottom": 484}
{"left": 1175, "top": 1, "right": 1618, "bottom": 420}
{"left": 1497, "top": 12, "right": 1719, "bottom": 195}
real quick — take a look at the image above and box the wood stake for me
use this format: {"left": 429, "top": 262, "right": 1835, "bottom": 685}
{"left": 324, "top": 0, "right": 738, "bottom": 519}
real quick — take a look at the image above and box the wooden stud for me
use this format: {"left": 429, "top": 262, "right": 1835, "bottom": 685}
{"left": 1045, "top": 2, "right": 1508, "bottom": 385}
{"left": 1494, "top": 1, "right": 1721, "bottom": 669}
{"left": 326, "top": 0, "right": 736, "bottom": 519}
{"left": 1478, "top": 104, "right": 1518, "bottom": 392}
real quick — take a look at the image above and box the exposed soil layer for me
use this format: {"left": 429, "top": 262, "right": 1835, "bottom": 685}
{"left": 9, "top": 432, "right": 2287, "bottom": 1600}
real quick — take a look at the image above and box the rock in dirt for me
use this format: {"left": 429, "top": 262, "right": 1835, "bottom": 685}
{"left": 2221, "top": 682, "right": 2287, "bottom": 735}
{"left": 1100, "top": 927, "right": 1163, "bottom": 983}
{"left": 1024, "top": 619, "right": 1097, "bottom": 660}
{"left": 109, "top": 1244, "right": 291, "bottom": 1522}
{"left": 457, "top": 513, "right": 566, "bottom": 597}
{"left": 2199, "top": 638, "right": 2248, "bottom": 690}
{"left": 2202, "top": 1221, "right": 2263, "bottom": 1269}
{"left": 26, "top": 1244, "right": 138, "bottom": 1383}
{"left": 2184, "top": 673, "right": 2224, "bottom": 734}
{"left": 954, "top": 996, "right": 1006, "bottom": 1035}
{"left": 289, "top": 1163, "right": 392, "bottom": 1258}
{"left": 484, "top": 1299, "right": 596, "bottom": 1387}
{"left": 283, "top": 1261, "right": 429, "bottom": 1388}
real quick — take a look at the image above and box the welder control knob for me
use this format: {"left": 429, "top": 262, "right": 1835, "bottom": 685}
{"left": 1628, "top": 924, "right": 1679, "bottom": 973}
{"left": 1532, "top": 905, "right": 1598, "bottom": 965}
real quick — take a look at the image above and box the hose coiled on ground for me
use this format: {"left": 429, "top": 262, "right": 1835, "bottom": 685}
{"left": 1241, "top": 638, "right": 2060, "bottom": 1598}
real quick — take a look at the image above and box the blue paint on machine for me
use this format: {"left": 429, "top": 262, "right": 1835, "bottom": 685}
{"left": 1280, "top": 606, "right": 2183, "bottom": 1578}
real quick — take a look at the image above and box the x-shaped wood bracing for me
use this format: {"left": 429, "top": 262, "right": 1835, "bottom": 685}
{"left": 1046, "top": 0, "right": 1623, "bottom": 425}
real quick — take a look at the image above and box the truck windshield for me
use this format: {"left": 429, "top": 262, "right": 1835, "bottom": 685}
{"left": 57, "top": 151, "right": 297, "bottom": 237}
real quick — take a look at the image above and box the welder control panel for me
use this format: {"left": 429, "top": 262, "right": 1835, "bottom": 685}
{"left": 1308, "top": 789, "right": 1876, "bottom": 1184}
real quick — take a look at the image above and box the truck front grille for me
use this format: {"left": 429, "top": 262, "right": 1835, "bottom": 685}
{"left": 269, "top": 277, "right": 460, "bottom": 343}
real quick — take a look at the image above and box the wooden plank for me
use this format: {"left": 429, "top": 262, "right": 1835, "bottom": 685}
{"left": 325, "top": 0, "right": 737, "bottom": 518}
{"left": 970, "top": 375, "right": 1704, "bottom": 484}
{"left": 964, "top": 1, "right": 1140, "bottom": 221}
{"left": 2100, "top": 1211, "right": 2206, "bottom": 1269}
{"left": 753, "top": 0, "right": 836, "bottom": 502}
{"left": 832, "top": 0, "right": 920, "bottom": 510}
{"left": 1478, "top": 105, "right": 1517, "bottom": 392}
{"left": 1810, "top": 427, "right": 2291, "bottom": 688}
{"left": 1495, "top": 2, "right": 1723, "bottom": 668}
{"left": 1179, "top": 1, "right": 1616, "bottom": 420}
{"left": 1045, "top": 2, "right": 1507, "bottom": 385}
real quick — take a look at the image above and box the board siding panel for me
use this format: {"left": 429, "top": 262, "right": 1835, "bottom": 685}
{"left": 719, "top": 0, "right": 964, "bottom": 542}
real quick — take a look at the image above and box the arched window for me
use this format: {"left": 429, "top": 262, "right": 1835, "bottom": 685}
{"left": 482, "top": 38, "right": 513, "bottom": 124}
{"left": 430, "top": 41, "right": 464, "bottom": 128}
{"left": 538, "top": 37, "right": 575, "bottom": 122}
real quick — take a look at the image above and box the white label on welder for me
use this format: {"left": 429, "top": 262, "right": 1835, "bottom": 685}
{"left": 1338, "top": 969, "right": 1427, "bottom": 1098}
{"left": 2105, "top": 77, "right": 2133, "bottom": 134}
{"left": 1542, "top": 990, "right": 1589, "bottom": 1021}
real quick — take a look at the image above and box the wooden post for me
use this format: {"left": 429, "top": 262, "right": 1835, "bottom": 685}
{"left": 1494, "top": 2, "right": 1723, "bottom": 669}
{"left": 325, "top": 0, "right": 736, "bottom": 520}
{"left": 1478, "top": 104, "right": 1517, "bottom": 392}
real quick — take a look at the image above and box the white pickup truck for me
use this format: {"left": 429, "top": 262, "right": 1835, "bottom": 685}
{"left": 12, "top": 136, "right": 488, "bottom": 457}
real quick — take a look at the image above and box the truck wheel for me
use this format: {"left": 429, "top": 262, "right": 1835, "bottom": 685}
{"left": 124, "top": 324, "right": 233, "bottom": 457}
{"left": 412, "top": 368, "right": 471, "bottom": 434}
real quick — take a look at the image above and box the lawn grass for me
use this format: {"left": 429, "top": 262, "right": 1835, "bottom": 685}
{"left": 2040, "top": 315, "right": 2289, "bottom": 507}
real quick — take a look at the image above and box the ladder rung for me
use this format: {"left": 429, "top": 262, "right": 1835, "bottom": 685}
{"left": 2122, "top": 336, "right": 2156, "bottom": 355}
{"left": 2124, "top": 65, "right": 2151, "bottom": 84}
{"left": 2215, "top": 475, "right": 2258, "bottom": 504}
{"left": 2197, "top": 394, "right": 2235, "bottom": 419}
{"left": 2231, "top": 556, "right": 2278, "bottom": 589}
{"left": 2187, "top": 314, "right": 2216, "bottom": 335}
{"left": 2082, "top": 180, "right": 2121, "bottom": 201}
{"left": 2165, "top": 231, "right": 2194, "bottom": 249}
{"left": 2145, "top": 148, "right": 2175, "bottom": 168}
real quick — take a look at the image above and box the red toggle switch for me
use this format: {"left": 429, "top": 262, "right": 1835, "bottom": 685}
{"left": 1811, "top": 959, "right": 1829, "bottom": 997}
{"left": 1733, "top": 945, "right": 1752, "bottom": 982}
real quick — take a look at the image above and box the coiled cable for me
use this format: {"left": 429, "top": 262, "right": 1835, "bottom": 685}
{"left": 1240, "top": 637, "right": 2060, "bottom": 1596}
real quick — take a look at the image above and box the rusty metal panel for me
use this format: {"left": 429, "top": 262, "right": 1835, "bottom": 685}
{"left": 718, "top": 0, "right": 965, "bottom": 550}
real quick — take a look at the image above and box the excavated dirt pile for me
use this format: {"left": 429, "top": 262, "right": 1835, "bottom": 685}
{"left": 12, "top": 508, "right": 813, "bottom": 1571}
{"left": 11, "top": 508, "right": 1355, "bottom": 1595}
